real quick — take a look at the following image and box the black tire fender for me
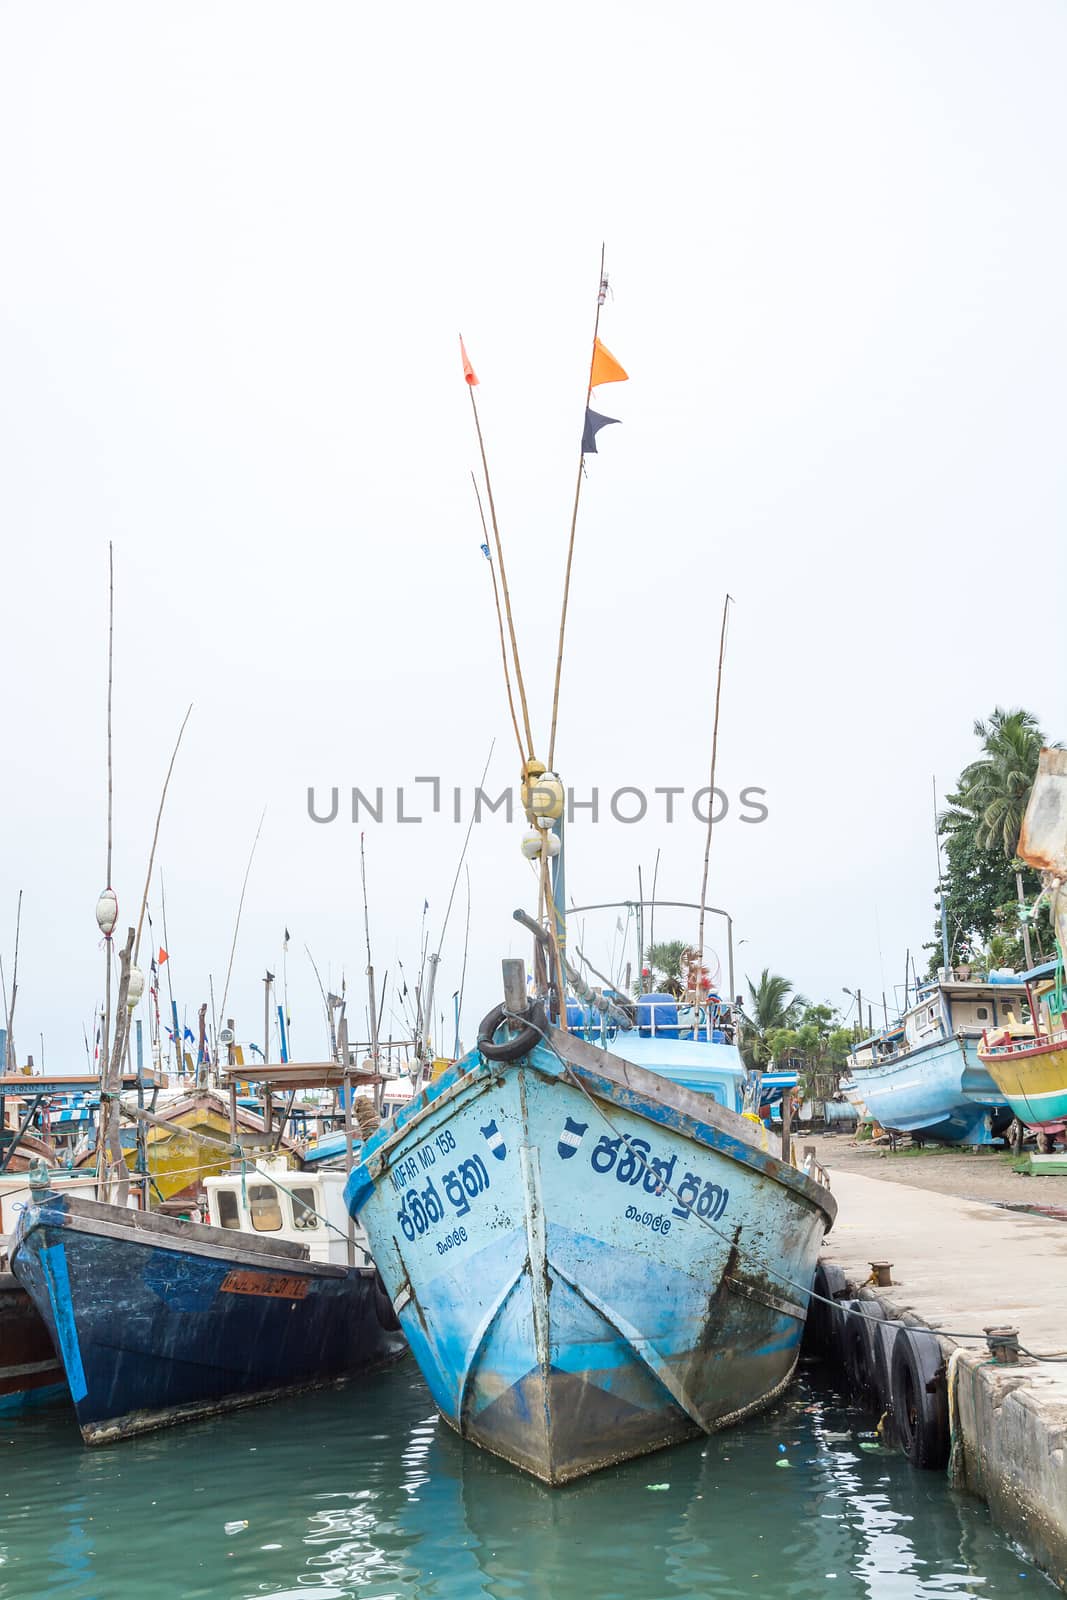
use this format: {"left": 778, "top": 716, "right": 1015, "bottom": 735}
{"left": 477, "top": 1001, "right": 547, "bottom": 1063}
{"left": 889, "top": 1325, "right": 949, "bottom": 1469}
{"left": 829, "top": 1295, "right": 859, "bottom": 1369}
{"left": 844, "top": 1299, "right": 886, "bottom": 1403}
{"left": 805, "top": 1261, "right": 847, "bottom": 1356}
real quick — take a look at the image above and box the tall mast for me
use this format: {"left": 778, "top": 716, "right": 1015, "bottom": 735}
{"left": 547, "top": 244, "right": 608, "bottom": 772}
{"left": 933, "top": 776, "right": 950, "bottom": 974}
{"left": 696, "top": 596, "right": 732, "bottom": 994}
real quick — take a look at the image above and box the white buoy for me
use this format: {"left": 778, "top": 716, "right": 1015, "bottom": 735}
{"left": 96, "top": 888, "right": 118, "bottom": 939}
{"left": 523, "top": 771, "right": 565, "bottom": 822}
{"left": 126, "top": 964, "right": 145, "bottom": 1007}
{"left": 521, "top": 829, "right": 543, "bottom": 860}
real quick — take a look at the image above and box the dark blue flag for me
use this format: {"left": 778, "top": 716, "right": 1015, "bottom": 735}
{"left": 582, "top": 407, "right": 620, "bottom": 454}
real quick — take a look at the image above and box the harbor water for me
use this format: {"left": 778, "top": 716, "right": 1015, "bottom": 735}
{"left": 0, "top": 1358, "right": 1048, "bottom": 1599}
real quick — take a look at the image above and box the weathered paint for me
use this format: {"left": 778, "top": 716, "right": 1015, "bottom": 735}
{"left": 345, "top": 1026, "right": 833, "bottom": 1485}
{"left": 979, "top": 1032, "right": 1067, "bottom": 1132}
{"left": 843, "top": 1034, "right": 1011, "bottom": 1144}
{"left": 0, "top": 1271, "right": 65, "bottom": 1415}
{"left": 39, "top": 1243, "right": 87, "bottom": 1402}
{"left": 11, "top": 1193, "right": 405, "bottom": 1443}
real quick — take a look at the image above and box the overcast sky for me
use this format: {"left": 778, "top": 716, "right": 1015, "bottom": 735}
{"left": 1, "top": 2, "right": 1064, "bottom": 1071}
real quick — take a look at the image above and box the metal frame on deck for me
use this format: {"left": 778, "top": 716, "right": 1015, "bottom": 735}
{"left": 566, "top": 899, "right": 736, "bottom": 1001}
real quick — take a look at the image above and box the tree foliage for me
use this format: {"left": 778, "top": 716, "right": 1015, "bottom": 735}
{"left": 929, "top": 707, "right": 1053, "bottom": 974}
{"left": 740, "top": 969, "right": 806, "bottom": 1067}
{"left": 645, "top": 940, "right": 688, "bottom": 997}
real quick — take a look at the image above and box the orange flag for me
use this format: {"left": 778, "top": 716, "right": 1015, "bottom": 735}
{"left": 460, "top": 336, "right": 479, "bottom": 387}
{"left": 590, "top": 337, "right": 628, "bottom": 389}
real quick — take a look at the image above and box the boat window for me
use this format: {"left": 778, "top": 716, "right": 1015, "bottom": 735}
{"left": 976, "top": 1006, "right": 989, "bottom": 1020}
{"left": 291, "top": 1187, "right": 321, "bottom": 1230}
{"left": 215, "top": 1189, "right": 241, "bottom": 1230}
{"left": 248, "top": 1183, "right": 283, "bottom": 1232}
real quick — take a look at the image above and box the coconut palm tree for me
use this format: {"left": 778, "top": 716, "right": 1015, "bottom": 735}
{"left": 956, "top": 708, "right": 1051, "bottom": 968}
{"left": 645, "top": 941, "right": 688, "bottom": 997}
{"left": 958, "top": 708, "right": 1046, "bottom": 857}
{"left": 740, "top": 969, "right": 806, "bottom": 1067}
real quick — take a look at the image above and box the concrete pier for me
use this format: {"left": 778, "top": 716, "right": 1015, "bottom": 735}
{"left": 821, "top": 1170, "right": 1067, "bottom": 1591}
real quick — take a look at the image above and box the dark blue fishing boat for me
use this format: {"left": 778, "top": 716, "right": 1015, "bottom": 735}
{"left": 12, "top": 1186, "right": 404, "bottom": 1442}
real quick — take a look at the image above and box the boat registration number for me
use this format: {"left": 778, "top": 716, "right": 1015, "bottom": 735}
{"left": 219, "top": 1270, "right": 310, "bottom": 1300}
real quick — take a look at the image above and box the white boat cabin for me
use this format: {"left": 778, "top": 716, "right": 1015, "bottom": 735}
{"left": 848, "top": 976, "right": 1032, "bottom": 1071}
{"left": 202, "top": 1157, "right": 373, "bottom": 1269}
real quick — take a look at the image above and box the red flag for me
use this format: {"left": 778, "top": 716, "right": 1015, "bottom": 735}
{"left": 460, "top": 336, "right": 479, "bottom": 387}
{"left": 158, "top": 947, "right": 168, "bottom": 965}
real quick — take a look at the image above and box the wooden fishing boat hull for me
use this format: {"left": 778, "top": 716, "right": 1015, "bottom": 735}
{"left": 345, "top": 1026, "right": 835, "bottom": 1485}
{"left": 842, "top": 1034, "right": 1011, "bottom": 1144}
{"left": 0, "top": 1271, "right": 65, "bottom": 1415}
{"left": 11, "top": 1192, "right": 405, "bottom": 1442}
{"left": 978, "top": 1033, "right": 1067, "bottom": 1134}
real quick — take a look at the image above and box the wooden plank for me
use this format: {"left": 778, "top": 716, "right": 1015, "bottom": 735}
{"left": 217, "top": 1062, "right": 381, "bottom": 1092}
{"left": 0, "top": 1073, "right": 157, "bottom": 1094}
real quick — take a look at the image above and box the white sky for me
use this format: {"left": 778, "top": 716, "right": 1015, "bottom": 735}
{"left": 1, "top": 1, "right": 1064, "bottom": 1068}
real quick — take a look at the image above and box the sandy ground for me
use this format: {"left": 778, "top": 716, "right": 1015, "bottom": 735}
{"left": 802, "top": 1130, "right": 1067, "bottom": 1209}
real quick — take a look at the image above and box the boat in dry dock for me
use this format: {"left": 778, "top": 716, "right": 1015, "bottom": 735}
{"left": 841, "top": 972, "right": 1026, "bottom": 1144}
{"left": 977, "top": 750, "right": 1067, "bottom": 1146}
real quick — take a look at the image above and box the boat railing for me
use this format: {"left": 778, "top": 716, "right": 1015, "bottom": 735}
{"left": 980, "top": 1023, "right": 1067, "bottom": 1057}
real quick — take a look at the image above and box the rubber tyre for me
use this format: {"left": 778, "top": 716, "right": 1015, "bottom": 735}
{"left": 844, "top": 1299, "right": 886, "bottom": 1405}
{"left": 889, "top": 1326, "right": 949, "bottom": 1469}
{"left": 476, "top": 1001, "right": 547, "bottom": 1063}
{"left": 829, "top": 1296, "right": 860, "bottom": 1371}
{"left": 804, "top": 1262, "right": 847, "bottom": 1357}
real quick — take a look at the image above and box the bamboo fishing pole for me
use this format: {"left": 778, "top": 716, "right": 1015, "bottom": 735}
{"left": 133, "top": 705, "right": 193, "bottom": 966}
{"left": 456, "top": 865, "right": 471, "bottom": 1057}
{"left": 547, "top": 243, "right": 607, "bottom": 772}
{"left": 696, "top": 595, "right": 733, "bottom": 992}
{"left": 5, "top": 890, "right": 21, "bottom": 1071}
{"left": 101, "top": 543, "right": 115, "bottom": 1087}
{"left": 160, "top": 872, "right": 179, "bottom": 1076}
{"left": 304, "top": 943, "right": 335, "bottom": 1057}
{"left": 466, "top": 358, "right": 534, "bottom": 760}
{"left": 218, "top": 807, "right": 268, "bottom": 1033}
{"left": 473, "top": 474, "right": 525, "bottom": 763}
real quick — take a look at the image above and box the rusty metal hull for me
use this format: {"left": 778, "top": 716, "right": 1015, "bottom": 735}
{"left": 11, "top": 1193, "right": 405, "bottom": 1443}
{"left": 345, "top": 1027, "right": 835, "bottom": 1484}
{"left": 0, "top": 1270, "right": 65, "bottom": 1415}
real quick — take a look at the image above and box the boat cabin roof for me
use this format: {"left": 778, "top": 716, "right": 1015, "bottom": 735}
{"left": 217, "top": 1061, "right": 380, "bottom": 1093}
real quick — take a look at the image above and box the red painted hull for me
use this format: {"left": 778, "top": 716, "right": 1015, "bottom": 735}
{"left": 0, "top": 1270, "right": 64, "bottom": 1410}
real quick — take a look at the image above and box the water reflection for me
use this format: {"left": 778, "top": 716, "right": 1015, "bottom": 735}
{"left": 0, "top": 1360, "right": 1047, "bottom": 1599}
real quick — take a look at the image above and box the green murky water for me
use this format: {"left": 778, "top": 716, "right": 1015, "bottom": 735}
{"left": 0, "top": 1359, "right": 1049, "bottom": 1598}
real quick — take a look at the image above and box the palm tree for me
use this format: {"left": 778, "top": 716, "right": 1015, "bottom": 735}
{"left": 740, "top": 969, "right": 806, "bottom": 1067}
{"left": 645, "top": 941, "right": 688, "bottom": 997}
{"left": 958, "top": 708, "right": 1045, "bottom": 857}
{"left": 956, "top": 708, "right": 1050, "bottom": 967}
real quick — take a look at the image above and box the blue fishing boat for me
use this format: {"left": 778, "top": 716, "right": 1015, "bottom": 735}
{"left": 842, "top": 973, "right": 1027, "bottom": 1144}
{"left": 345, "top": 912, "right": 836, "bottom": 1484}
{"left": 12, "top": 1164, "right": 405, "bottom": 1442}
{"left": 343, "top": 264, "right": 839, "bottom": 1481}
